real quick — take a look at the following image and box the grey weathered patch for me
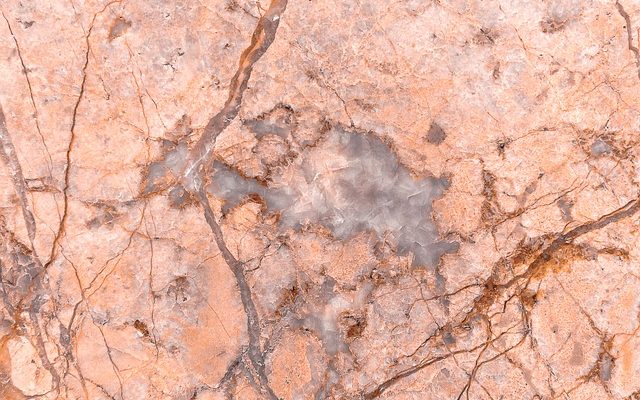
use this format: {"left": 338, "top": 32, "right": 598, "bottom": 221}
{"left": 599, "top": 353, "right": 613, "bottom": 381}
{"left": 557, "top": 198, "right": 573, "bottom": 221}
{"left": 209, "top": 127, "right": 455, "bottom": 267}
{"left": 590, "top": 138, "right": 611, "bottom": 156}
{"left": 143, "top": 141, "right": 189, "bottom": 194}
{"left": 246, "top": 119, "right": 290, "bottom": 138}
{"left": 443, "top": 330, "right": 456, "bottom": 345}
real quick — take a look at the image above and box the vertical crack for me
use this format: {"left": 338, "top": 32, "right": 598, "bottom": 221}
{"left": 1, "top": 10, "right": 54, "bottom": 175}
{"left": 178, "top": 0, "right": 288, "bottom": 397}
{"left": 0, "top": 4, "right": 121, "bottom": 396}
{"left": 45, "top": 1, "right": 122, "bottom": 269}
{"left": 197, "top": 188, "right": 276, "bottom": 400}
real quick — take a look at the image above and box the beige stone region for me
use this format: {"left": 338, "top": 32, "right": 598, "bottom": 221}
{"left": 1, "top": 0, "right": 640, "bottom": 399}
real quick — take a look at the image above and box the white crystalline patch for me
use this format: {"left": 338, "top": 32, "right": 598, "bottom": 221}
{"left": 209, "top": 128, "right": 455, "bottom": 266}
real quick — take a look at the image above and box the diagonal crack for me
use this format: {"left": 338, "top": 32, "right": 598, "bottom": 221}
{"left": 174, "top": 1, "right": 288, "bottom": 398}
{"left": 364, "top": 195, "right": 640, "bottom": 398}
{"left": 96, "top": 324, "right": 124, "bottom": 399}
{"left": 615, "top": 1, "right": 640, "bottom": 80}
{"left": 503, "top": 196, "right": 640, "bottom": 292}
{"left": 181, "top": 0, "right": 288, "bottom": 189}
{"left": 364, "top": 327, "right": 521, "bottom": 399}
{"left": 198, "top": 188, "right": 277, "bottom": 399}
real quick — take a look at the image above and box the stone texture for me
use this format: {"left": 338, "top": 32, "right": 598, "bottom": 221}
{"left": 1, "top": 0, "right": 640, "bottom": 399}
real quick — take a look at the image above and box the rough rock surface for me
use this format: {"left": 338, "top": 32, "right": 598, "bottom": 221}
{"left": 1, "top": 0, "right": 640, "bottom": 399}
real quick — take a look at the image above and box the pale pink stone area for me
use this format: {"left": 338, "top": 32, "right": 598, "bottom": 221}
{"left": 1, "top": 0, "right": 640, "bottom": 399}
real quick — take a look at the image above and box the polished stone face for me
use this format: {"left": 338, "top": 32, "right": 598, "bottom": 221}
{"left": 1, "top": 0, "right": 640, "bottom": 399}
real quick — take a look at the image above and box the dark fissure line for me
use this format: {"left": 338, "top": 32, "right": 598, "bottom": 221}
{"left": 197, "top": 188, "right": 276, "bottom": 399}
{"left": 0, "top": 106, "right": 37, "bottom": 248}
{"left": 186, "top": 1, "right": 289, "bottom": 398}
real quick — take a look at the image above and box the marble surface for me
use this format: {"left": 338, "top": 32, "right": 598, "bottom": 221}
{"left": 1, "top": 0, "right": 640, "bottom": 399}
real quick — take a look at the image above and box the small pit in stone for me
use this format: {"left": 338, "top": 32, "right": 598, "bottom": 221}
{"left": 540, "top": 17, "right": 567, "bottom": 33}
{"left": 109, "top": 16, "right": 132, "bottom": 41}
{"left": 590, "top": 138, "right": 612, "bottom": 156}
{"left": 134, "top": 320, "right": 150, "bottom": 338}
{"left": 426, "top": 122, "right": 446, "bottom": 145}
